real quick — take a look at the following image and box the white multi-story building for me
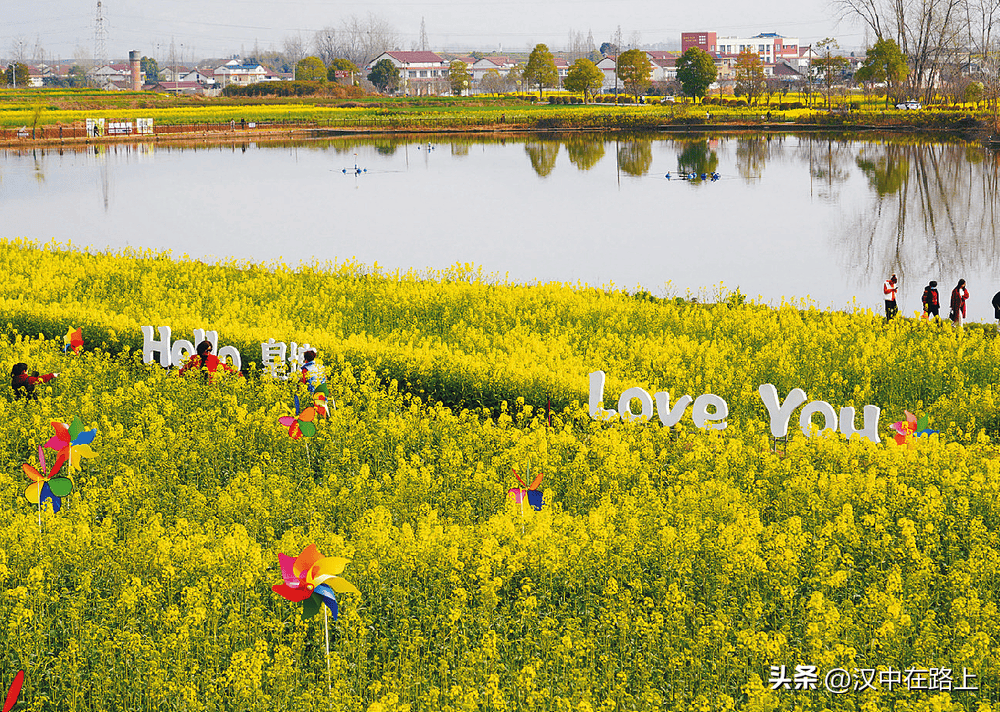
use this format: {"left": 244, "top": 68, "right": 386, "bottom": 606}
{"left": 214, "top": 60, "right": 267, "bottom": 88}
{"left": 367, "top": 51, "right": 449, "bottom": 95}
{"left": 681, "top": 32, "right": 801, "bottom": 66}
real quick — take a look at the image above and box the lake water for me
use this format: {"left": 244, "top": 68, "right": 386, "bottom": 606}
{"left": 3, "top": 132, "right": 1000, "bottom": 322}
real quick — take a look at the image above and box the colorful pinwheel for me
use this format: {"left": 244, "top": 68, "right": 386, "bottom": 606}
{"left": 891, "top": 411, "right": 939, "bottom": 445}
{"left": 272, "top": 544, "right": 360, "bottom": 620}
{"left": 64, "top": 326, "right": 83, "bottom": 354}
{"left": 278, "top": 395, "right": 318, "bottom": 439}
{"left": 44, "top": 417, "right": 97, "bottom": 472}
{"left": 509, "top": 467, "right": 544, "bottom": 511}
{"left": 23, "top": 446, "right": 72, "bottom": 513}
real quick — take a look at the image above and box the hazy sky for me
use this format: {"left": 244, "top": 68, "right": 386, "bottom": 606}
{"left": 6, "top": 0, "right": 865, "bottom": 63}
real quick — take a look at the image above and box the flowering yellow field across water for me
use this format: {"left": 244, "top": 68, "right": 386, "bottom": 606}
{"left": 1, "top": 240, "right": 999, "bottom": 711}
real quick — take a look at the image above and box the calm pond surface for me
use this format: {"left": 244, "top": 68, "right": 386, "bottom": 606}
{"left": 3, "top": 132, "right": 1000, "bottom": 322}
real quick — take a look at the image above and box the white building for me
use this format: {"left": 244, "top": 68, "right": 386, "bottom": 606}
{"left": 368, "top": 51, "right": 449, "bottom": 95}
{"left": 214, "top": 60, "right": 267, "bottom": 88}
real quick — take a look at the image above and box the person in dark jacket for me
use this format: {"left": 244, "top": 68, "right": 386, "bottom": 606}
{"left": 993, "top": 289, "right": 1000, "bottom": 332}
{"left": 950, "top": 279, "right": 969, "bottom": 326}
{"left": 11, "top": 363, "right": 58, "bottom": 400}
{"left": 922, "top": 281, "right": 940, "bottom": 319}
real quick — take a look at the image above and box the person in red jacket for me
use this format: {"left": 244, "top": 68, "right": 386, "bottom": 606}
{"left": 950, "top": 279, "right": 969, "bottom": 326}
{"left": 883, "top": 274, "right": 898, "bottom": 320}
{"left": 11, "top": 363, "right": 58, "bottom": 400}
{"left": 178, "top": 340, "right": 240, "bottom": 382}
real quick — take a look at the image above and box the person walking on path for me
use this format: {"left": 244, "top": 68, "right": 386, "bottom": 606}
{"left": 883, "top": 274, "right": 899, "bottom": 320}
{"left": 950, "top": 279, "right": 970, "bottom": 327}
{"left": 922, "top": 281, "right": 940, "bottom": 319}
{"left": 992, "top": 289, "right": 1000, "bottom": 332}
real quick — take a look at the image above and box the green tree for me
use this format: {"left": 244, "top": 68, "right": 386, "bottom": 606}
{"left": 367, "top": 58, "right": 400, "bottom": 93}
{"left": 295, "top": 56, "right": 326, "bottom": 82}
{"left": 523, "top": 44, "right": 559, "bottom": 99}
{"left": 479, "top": 68, "right": 506, "bottom": 94}
{"left": 812, "top": 38, "right": 848, "bottom": 109}
{"left": 854, "top": 38, "right": 909, "bottom": 108}
{"left": 964, "top": 81, "right": 985, "bottom": 107}
{"left": 140, "top": 56, "right": 159, "bottom": 83}
{"left": 449, "top": 59, "right": 471, "bottom": 95}
{"left": 327, "top": 58, "right": 360, "bottom": 83}
{"left": 615, "top": 49, "right": 652, "bottom": 99}
{"left": 4, "top": 62, "right": 30, "bottom": 88}
{"left": 563, "top": 58, "right": 603, "bottom": 102}
{"left": 733, "top": 49, "right": 765, "bottom": 105}
{"left": 675, "top": 48, "right": 717, "bottom": 101}
{"left": 69, "top": 65, "right": 87, "bottom": 87}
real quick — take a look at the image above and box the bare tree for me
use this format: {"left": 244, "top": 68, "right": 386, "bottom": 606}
{"left": 283, "top": 34, "right": 307, "bottom": 66}
{"left": 338, "top": 13, "right": 399, "bottom": 69}
{"left": 314, "top": 27, "right": 339, "bottom": 66}
{"left": 834, "top": 0, "right": 965, "bottom": 98}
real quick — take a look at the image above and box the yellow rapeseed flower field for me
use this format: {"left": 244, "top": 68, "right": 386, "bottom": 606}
{"left": 1, "top": 239, "right": 999, "bottom": 711}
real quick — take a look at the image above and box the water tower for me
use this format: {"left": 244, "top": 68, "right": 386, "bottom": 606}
{"left": 129, "top": 50, "right": 141, "bottom": 90}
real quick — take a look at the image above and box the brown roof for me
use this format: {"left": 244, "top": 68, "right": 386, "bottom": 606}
{"left": 385, "top": 51, "right": 445, "bottom": 63}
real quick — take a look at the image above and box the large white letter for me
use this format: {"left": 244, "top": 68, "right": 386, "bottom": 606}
{"left": 589, "top": 371, "right": 619, "bottom": 420}
{"left": 758, "top": 384, "right": 808, "bottom": 438}
{"left": 141, "top": 325, "right": 172, "bottom": 367}
{"left": 692, "top": 394, "right": 729, "bottom": 430}
{"left": 171, "top": 339, "right": 196, "bottom": 366}
{"left": 839, "top": 405, "right": 882, "bottom": 444}
{"left": 654, "top": 392, "right": 693, "bottom": 427}
{"left": 799, "top": 401, "right": 838, "bottom": 436}
{"left": 218, "top": 345, "right": 242, "bottom": 370}
{"left": 618, "top": 387, "right": 654, "bottom": 422}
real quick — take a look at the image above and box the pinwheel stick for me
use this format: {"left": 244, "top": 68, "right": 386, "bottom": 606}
{"left": 323, "top": 606, "right": 332, "bottom": 691}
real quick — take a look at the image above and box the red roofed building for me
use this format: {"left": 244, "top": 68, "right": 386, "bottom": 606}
{"left": 367, "top": 51, "right": 449, "bottom": 95}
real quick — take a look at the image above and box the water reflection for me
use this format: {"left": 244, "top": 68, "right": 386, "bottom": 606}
{"left": 565, "top": 136, "right": 604, "bottom": 170}
{"left": 3, "top": 134, "right": 1000, "bottom": 320}
{"left": 676, "top": 139, "right": 719, "bottom": 177}
{"left": 525, "top": 141, "right": 559, "bottom": 177}
{"left": 836, "top": 141, "right": 1000, "bottom": 293}
{"left": 617, "top": 139, "right": 653, "bottom": 176}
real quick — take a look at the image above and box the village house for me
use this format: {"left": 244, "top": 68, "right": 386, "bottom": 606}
{"left": 367, "top": 51, "right": 449, "bottom": 95}
{"left": 213, "top": 59, "right": 267, "bottom": 88}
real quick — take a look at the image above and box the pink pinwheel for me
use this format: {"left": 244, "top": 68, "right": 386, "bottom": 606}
{"left": 44, "top": 417, "right": 97, "bottom": 472}
{"left": 23, "top": 447, "right": 72, "bottom": 513}
{"left": 273, "top": 544, "right": 359, "bottom": 620}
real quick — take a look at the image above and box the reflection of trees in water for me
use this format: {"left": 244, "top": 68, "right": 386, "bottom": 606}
{"left": 617, "top": 139, "right": 652, "bottom": 176}
{"left": 525, "top": 141, "right": 560, "bottom": 177}
{"left": 564, "top": 136, "right": 605, "bottom": 171}
{"left": 735, "top": 134, "right": 783, "bottom": 182}
{"left": 794, "top": 136, "right": 853, "bottom": 202}
{"left": 836, "top": 142, "right": 1000, "bottom": 285}
{"left": 676, "top": 140, "right": 719, "bottom": 177}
